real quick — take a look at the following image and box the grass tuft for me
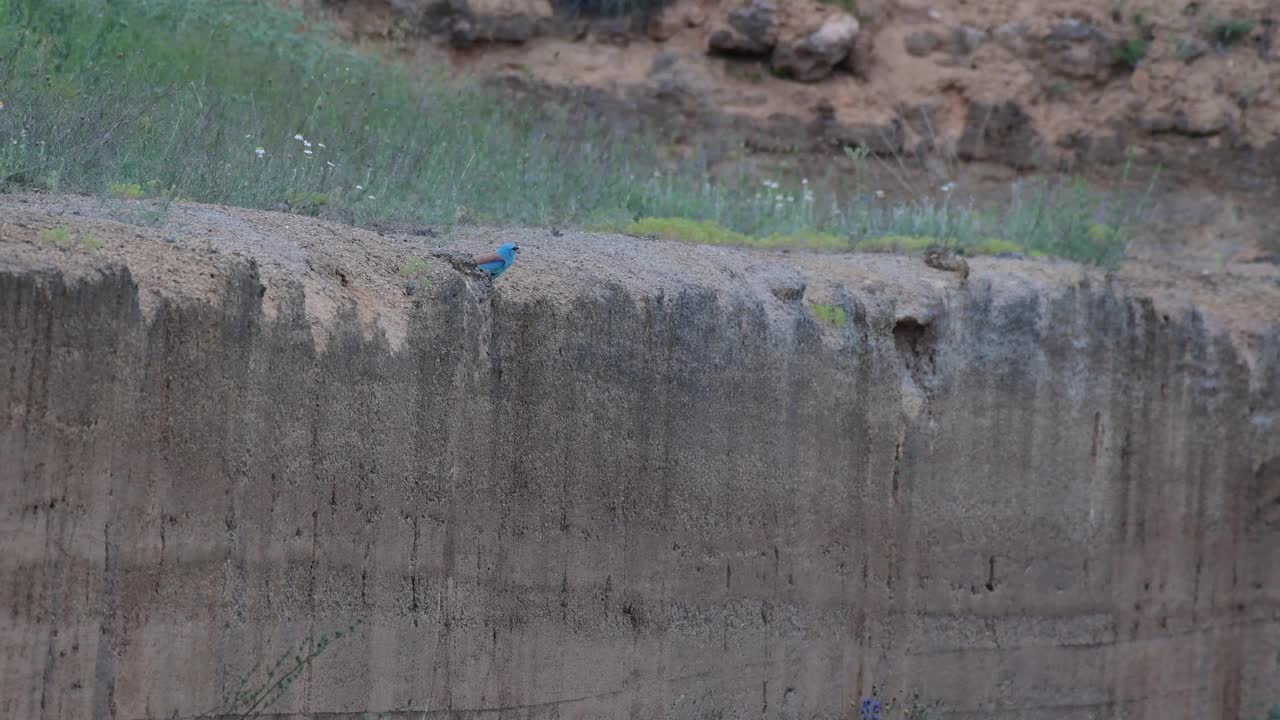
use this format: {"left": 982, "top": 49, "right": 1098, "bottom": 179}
{"left": 38, "top": 228, "right": 74, "bottom": 248}
{"left": 1113, "top": 37, "right": 1150, "bottom": 69}
{"left": 285, "top": 191, "right": 330, "bottom": 217}
{"left": 1204, "top": 17, "right": 1258, "bottom": 45}
{"left": 399, "top": 257, "right": 433, "bottom": 288}
{"left": 809, "top": 302, "right": 848, "bottom": 327}
{"left": 108, "top": 182, "right": 145, "bottom": 200}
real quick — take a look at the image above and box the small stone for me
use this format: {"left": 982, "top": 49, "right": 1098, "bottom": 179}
{"left": 952, "top": 26, "right": 986, "bottom": 55}
{"left": 1049, "top": 19, "right": 1102, "bottom": 42}
{"left": 993, "top": 22, "right": 1029, "bottom": 54}
{"left": 843, "top": 30, "right": 875, "bottom": 79}
{"left": 647, "top": 11, "right": 681, "bottom": 42}
{"left": 904, "top": 30, "right": 942, "bottom": 57}
{"left": 1041, "top": 20, "right": 1114, "bottom": 80}
{"left": 651, "top": 51, "right": 680, "bottom": 74}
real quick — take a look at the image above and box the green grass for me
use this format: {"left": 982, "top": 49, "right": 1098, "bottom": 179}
{"left": 108, "top": 182, "right": 145, "bottom": 200}
{"left": 809, "top": 302, "right": 847, "bottom": 327}
{"left": 398, "top": 257, "right": 433, "bottom": 288}
{"left": 1113, "top": 37, "right": 1151, "bottom": 69}
{"left": 0, "top": 0, "right": 1149, "bottom": 267}
{"left": 285, "top": 190, "right": 330, "bottom": 217}
{"left": 1204, "top": 17, "right": 1258, "bottom": 45}
{"left": 37, "top": 226, "right": 103, "bottom": 251}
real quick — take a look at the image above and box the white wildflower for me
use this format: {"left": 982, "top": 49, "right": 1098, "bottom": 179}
{"left": 255, "top": 146, "right": 266, "bottom": 157}
{"left": 317, "top": 143, "right": 326, "bottom": 148}
{"left": 303, "top": 140, "right": 312, "bottom": 148}
{"left": 326, "top": 161, "right": 336, "bottom": 168}
{"left": 356, "top": 184, "right": 364, "bottom": 190}
{"left": 367, "top": 195, "right": 375, "bottom": 200}
{"left": 304, "top": 149, "right": 313, "bottom": 155}
{"left": 0, "top": 100, "right": 6, "bottom": 110}
{"left": 875, "top": 189, "right": 885, "bottom": 199}
{"left": 294, "top": 134, "right": 304, "bottom": 141}
{"left": 941, "top": 182, "right": 957, "bottom": 194}
{"left": 245, "top": 134, "right": 252, "bottom": 139}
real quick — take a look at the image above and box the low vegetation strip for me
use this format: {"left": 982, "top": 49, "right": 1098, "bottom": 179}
{"left": 0, "top": 0, "right": 1146, "bottom": 265}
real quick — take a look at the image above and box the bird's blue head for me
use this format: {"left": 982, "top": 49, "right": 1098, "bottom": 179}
{"left": 497, "top": 243, "right": 519, "bottom": 263}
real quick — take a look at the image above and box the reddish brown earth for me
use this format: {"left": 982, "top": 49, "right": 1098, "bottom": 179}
{"left": 308, "top": 0, "right": 1280, "bottom": 262}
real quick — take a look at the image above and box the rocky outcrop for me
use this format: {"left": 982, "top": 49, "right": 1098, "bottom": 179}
{"left": 708, "top": 0, "right": 861, "bottom": 81}
{"left": 707, "top": 0, "right": 778, "bottom": 56}
{"left": 957, "top": 99, "right": 1045, "bottom": 168}
{"left": 771, "top": 13, "right": 860, "bottom": 82}
{"left": 1040, "top": 19, "right": 1117, "bottom": 80}
{"left": 1, "top": 197, "right": 1278, "bottom": 720}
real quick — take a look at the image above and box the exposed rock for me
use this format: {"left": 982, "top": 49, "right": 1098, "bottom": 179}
{"left": 1141, "top": 102, "right": 1239, "bottom": 137}
{"left": 952, "top": 25, "right": 986, "bottom": 55}
{"left": 389, "top": 0, "right": 553, "bottom": 46}
{"left": 708, "top": 0, "right": 779, "bottom": 57}
{"left": 1139, "top": 70, "right": 1241, "bottom": 138}
{"left": 646, "top": 6, "right": 683, "bottom": 41}
{"left": 590, "top": 15, "right": 634, "bottom": 45}
{"left": 812, "top": 101, "right": 903, "bottom": 154}
{"left": 993, "top": 22, "right": 1030, "bottom": 55}
{"left": 771, "top": 13, "right": 860, "bottom": 82}
{"left": 647, "top": 52, "right": 715, "bottom": 115}
{"left": 1041, "top": 19, "right": 1115, "bottom": 80}
{"left": 957, "top": 99, "right": 1044, "bottom": 169}
{"left": 1059, "top": 130, "right": 1130, "bottom": 165}
{"left": 904, "top": 29, "right": 942, "bottom": 56}
{"left": 842, "top": 29, "right": 876, "bottom": 79}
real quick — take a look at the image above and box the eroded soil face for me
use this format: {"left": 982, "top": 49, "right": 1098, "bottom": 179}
{"left": 2, "top": 192, "right": 1278, "bottom": 720}
{"left": 314, "top": 0, "right": 1280, "bottom": 260}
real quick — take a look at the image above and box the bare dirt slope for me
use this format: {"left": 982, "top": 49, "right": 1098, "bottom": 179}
{"left": 2, "top": 193, "right": 1278, "bottom": 719}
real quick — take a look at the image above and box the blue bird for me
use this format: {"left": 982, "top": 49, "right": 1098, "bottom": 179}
{"left": 472, "top": 242, "right": 520, "bottom": 279}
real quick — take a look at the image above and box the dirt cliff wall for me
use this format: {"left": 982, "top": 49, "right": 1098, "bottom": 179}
{"left": 1, "top": 198, "right": 1277, "bottom": 719}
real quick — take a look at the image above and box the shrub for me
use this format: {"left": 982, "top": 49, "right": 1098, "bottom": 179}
{"left": 1205, "top": 17, "right": 1258, "bottom": 45}
{"left": 1113, "top": 38, "right": 1150, "bottom": 69}
{"left": 38, "top": 228, "right": 74, "bottom": 247}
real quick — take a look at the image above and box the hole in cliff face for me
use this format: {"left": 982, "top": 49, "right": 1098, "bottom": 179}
{"left": 893, "top": 317, "right": 936, "bottom": 377}
{"left": 894, "top": 318, "right": 927, "bottom": 355}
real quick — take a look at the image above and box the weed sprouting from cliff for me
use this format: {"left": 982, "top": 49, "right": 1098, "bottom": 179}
{"left": 0, "top": 0, "right": 1140, "bottom": 265}
{"left": 216, "top": 622, "right": 359, "bottom": 719}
